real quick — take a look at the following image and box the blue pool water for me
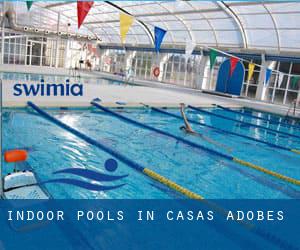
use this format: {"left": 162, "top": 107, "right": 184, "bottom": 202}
{"left": 2, "top": 106, "right": 300, "bottom": 199}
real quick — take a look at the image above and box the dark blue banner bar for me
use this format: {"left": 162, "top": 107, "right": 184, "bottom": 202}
{"left": 0, "top": 199, "right": 299, "bottom": 250}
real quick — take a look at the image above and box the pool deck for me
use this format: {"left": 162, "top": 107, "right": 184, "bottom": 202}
{"left": 2, "top": 79, "right": 241, "bottom": 108}
{"left": 1, "top": 69, "right": 299, "bottom": 118}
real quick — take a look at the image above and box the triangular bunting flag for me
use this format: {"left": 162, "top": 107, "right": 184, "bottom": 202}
{"left": 154, "top": 26, "right": 167, "bottom": 53}
{"left": 247, "top": 63, "right": 255, "bottom": 82}
{"left": 209, "top": 49, "right": 217, "bottom": 70}
{"left": 264, "top": 68, "right": 272, "bottom": 86}
{"left": 277, "top": 73, "right": 284, "bottom": 88}
{"left": 77, "top": 1, "right": 94, "bottom": 29}
{"left": 26, "top": 1, "right": 33, "bottom": 10}
{"left": 291, "top": 76, "right": 300, "bottom": 89}
{"left": 229, "top": 57, "right": 239, "bottom": 76}
{"left": 120, "top": 13, "right": 134, "bottom": 44}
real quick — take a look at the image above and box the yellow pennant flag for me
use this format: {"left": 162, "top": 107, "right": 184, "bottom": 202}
{"left": 247, "top": 63, "right": 255, "bottom": 82}
{"left": 120, "top": 13, "right": 134, "bottom": 44}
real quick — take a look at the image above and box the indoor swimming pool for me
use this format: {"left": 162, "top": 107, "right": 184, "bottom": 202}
{"left": 2, "top": 1, "right": 300, "bottom": 249}
{"left": 2, "top": 105, "right": 300, "bottom": 199}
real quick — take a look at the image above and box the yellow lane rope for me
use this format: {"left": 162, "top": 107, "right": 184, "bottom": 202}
{"left": 143, "top": 168, "right": 295, "bottom": 247}
{"left": 143, "top": 168, "right": 255, "bottom": 230}
{"left": 92, "top": 101, "right": 300, "bottom": 187}
{"left": 291, "top": 149, "right": 300, "bottom": 155}
{"left": 144, "top": 150, "right": 300, "bottom": 188}
{"left": 233, "top": 158, "right": 300, "bottom": 186}
{"left": 143, "top": 168, "right": 204, "bottom": 200}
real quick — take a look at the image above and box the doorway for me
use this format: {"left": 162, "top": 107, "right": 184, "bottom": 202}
{"left": 26, "top": 40, "right": 42, "bottom": 66}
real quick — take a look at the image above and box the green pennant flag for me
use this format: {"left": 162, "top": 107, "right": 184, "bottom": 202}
{"left": 209, "top": 49, "right": 218, "bottom": 70}
{"left": 26, "top": 1, "right": 33, "bottom": 10}
{"left": 291, "top": 76, "right": 300, "bottom": 89}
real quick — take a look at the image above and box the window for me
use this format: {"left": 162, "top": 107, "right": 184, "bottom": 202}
{"left": 242, "top": 60, "right": 261, "bottom": 99}
{"left": 95, "top": 47, "right": 300, "bottom": 107}
{"left": 0, "top": 29, "right": 65, "bottom": 68}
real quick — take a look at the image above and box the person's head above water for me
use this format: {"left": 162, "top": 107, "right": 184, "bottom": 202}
{"left": 180, "top": 125, "right": 186, "bottom": 131}
{"left": 180, "top": 103, "right": 186, "bottom": 108}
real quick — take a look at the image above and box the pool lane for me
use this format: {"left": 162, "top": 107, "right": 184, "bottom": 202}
{"left": 188, "top": 106, "right": 300, "bottom": 140}
{"left": 91, "top": 102, "right": 300, "bottom": 187}
{"left": 50, "top": 108, "right": 300, "bottom": 199}
{"left": 181, "top": 109, "right": 300, "bottom": 150}
{"left": 215, "top": 105, "right": 300, "bottom": 132}
{"left": 2, "top": 108, "right": 171, "bottom": 199}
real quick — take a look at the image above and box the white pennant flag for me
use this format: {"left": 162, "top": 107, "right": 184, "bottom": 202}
{"left": 185, "top": 38, "right": 196, "bottom": 62}
{"left": 277, "top": 73, "right": 284, "bottom": 88}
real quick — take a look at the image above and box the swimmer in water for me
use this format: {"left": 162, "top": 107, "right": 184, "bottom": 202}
{"left": 179, "top": 103, "right": 232, "bottom": 152}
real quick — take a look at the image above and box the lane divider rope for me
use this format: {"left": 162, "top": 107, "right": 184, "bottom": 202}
{"left": 92, "top": 102, "right": 232, "bottom": 160}
{"left": 215, "top": 104, "right": 300, "bottom": 130}
{"left": 215, "top": 104, "right": 300, "bottom": 129}
{"left": 148, "top": 106, "right": 300, "bottom": 155}
{"left": 188, "top": 105, "right": 300, "bottom": 140}
{"left": 244, "top": 106, "right": 300, "bottom": 124}
{"left": 291, "top": 149, "right": 300, "bottom": 155}
{"left": 28, "top": 102, "right": 297, "bottom": 249}
{"left": 143, "top": 168, "right": 203, "bottom": 199}
{"left": 91, "top": 102, "right": 300, "bottom": 187}
{"left": 232, "top": 158, "right": 300, "bottom": 186}
{"left": 27, "top": 101, "right": 203, "bottom": 199}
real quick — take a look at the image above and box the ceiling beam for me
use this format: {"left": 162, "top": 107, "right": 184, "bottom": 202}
{"left": 84, "top": 9, "right": 225, "bottom": 25}
{"left": 227, "top": 1, "right": 292, "bottom": 7}
{"left": 43, "top": 1, "right": 75, "bottom": 9}
{"left": 217, "top": 1, "right": 248, "bottom": 49}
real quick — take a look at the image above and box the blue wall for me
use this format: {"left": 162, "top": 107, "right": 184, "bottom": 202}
{"left": 216, "top": 59, "right": 245, "bottom": 96}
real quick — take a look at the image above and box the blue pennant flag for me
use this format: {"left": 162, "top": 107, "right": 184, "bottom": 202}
{"left": 154, "top": 26, "right": 167, "bottom": 53}
{"left": 264, "top": 68, "right": 272, "bottom": 86}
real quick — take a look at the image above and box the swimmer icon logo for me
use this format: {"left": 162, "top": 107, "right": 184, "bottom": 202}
{"left": 43, "top": 158, "right": 128, "bottom": 191}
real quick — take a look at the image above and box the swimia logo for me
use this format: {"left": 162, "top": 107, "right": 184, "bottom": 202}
{"left": 13, "top": 79, "right": 83, "bottom": 97}
{"left": 41, "top": 158, "right": 128, "bottom": 191}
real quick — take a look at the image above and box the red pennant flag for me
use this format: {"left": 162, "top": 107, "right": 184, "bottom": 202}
{"left": 77, "top": 1, "right": 94, "bottom": 29}
{"left": 229, "top": 57, "right": 239, "bottom": 76}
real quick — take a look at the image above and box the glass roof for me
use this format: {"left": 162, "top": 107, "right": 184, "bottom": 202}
{"left": 6, "top": 1, "right": 300, "bottom": 52}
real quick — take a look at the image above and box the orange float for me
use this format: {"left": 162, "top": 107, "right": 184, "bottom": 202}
{"left": 153, "top": 67, "right": 160, "bottom": 77}
{"left": 4, "top": 149, "right": 28, "bottom": 163}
